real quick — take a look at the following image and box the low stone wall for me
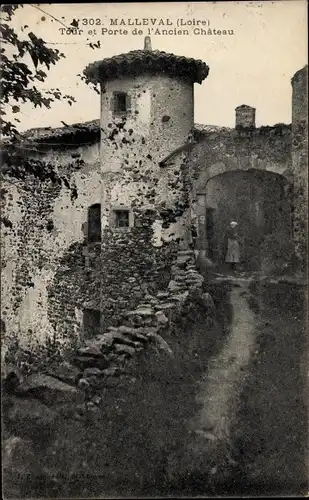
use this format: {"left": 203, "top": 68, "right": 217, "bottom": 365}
{"left": 73, "top": 248, "right": 214, "bottom": 396}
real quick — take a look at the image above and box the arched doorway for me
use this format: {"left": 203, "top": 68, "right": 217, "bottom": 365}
{"left": 202, "top": 170, "right": 292, "bottom": 271}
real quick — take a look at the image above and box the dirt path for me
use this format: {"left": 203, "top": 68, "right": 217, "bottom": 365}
{"left": 190, "top": 280, "right": 256, "bottom": 446}
{"left": 186, "top": 277, "right": 307, "bottom": 496}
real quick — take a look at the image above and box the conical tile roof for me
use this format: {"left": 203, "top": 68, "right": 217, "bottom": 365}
{"left": 84, "top": 37, "right": 209, "bottom": 84}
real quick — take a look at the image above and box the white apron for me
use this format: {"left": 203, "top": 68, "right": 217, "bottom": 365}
{"left": 225, "top": 238, "right": 240, "bottom": 263}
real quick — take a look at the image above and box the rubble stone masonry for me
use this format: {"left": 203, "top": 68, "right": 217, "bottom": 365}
{"left": 1, "top": 65, "right": 308, "bottom": 360}
{"left": 291, "top": 65, "right": 308, "bottom": 269}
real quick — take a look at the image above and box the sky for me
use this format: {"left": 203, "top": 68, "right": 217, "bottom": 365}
{"left": 5, "top": 1, "right": 308, "bottom": 131}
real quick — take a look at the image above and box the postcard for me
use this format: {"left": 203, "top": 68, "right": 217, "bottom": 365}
{"left": 1, "top": 1, "right": 308, "bottom": 498}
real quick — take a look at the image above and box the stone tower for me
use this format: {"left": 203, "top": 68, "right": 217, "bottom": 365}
{"left": 83, "top": 38, "right": 209, "bottom": 326}
{"left": 84, "top": 37, "right": 209, "bottom": 242}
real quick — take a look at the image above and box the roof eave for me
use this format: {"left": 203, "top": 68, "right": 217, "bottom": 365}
{"left": 84, "top": 59, "right": 209, "bottom": 85}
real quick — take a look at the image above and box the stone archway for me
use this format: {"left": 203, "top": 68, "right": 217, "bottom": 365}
{"left": 194, "top": 169, "right": 292, "bottom": 271}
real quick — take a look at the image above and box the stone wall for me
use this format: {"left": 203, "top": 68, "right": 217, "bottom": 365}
{"left": 189, "top": 124, "right": 292, "bottom": 257}
{"left": 1, "top": 130, "right": 190, "bottom": 360}
{"left": 1, "top": 143, "right": 102, "bottom": 357}
{"left": 0, "top": 120, "right": 295, "bottom": 358}
{"left": 291, "top": 65, "right": 308, "bottom": 270}
{"left": 191, "top": 124, "right": 292, "bottom": 192}
{"left": 73, "top": 248, "right": 207, "bottom": 386}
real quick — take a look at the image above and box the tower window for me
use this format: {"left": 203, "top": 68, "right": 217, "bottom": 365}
{"left": 115, "top": 92, "right": 127, "bottom": 112}
{"left": 112, "top": 92, "right": 131, "bottom": 115}
{"left": 83, "top": 308, "right": 102, "bottom": 339}
{"left": 88, "top": 204, "right": 101, "bottom": 242}
{"left": 115, "top": 210, "right": 129, "bottom": 228}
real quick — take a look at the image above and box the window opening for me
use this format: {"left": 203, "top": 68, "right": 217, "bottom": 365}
{"left": 83, "top": 309, "right": 102, "bottom": 339}
{"left": 114, "top": 92, "right": 128, "bottom": 113}
{"left": 88, "top": 204, "right": 101, "bottom": 242}
{"left": 115, "top": 210, "right": 129, "bottom": 228}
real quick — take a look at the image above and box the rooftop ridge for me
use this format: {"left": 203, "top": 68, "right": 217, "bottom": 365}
{"left": 6, "top": 121, "right": 290, "bottom": 148}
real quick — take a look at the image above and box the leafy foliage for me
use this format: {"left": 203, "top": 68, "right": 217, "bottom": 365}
{"left": 0, "top": 5, "right": 81, "bottom": 189}
{"left": 0, "top": 4, "right": 76, "bottom": 138}
{"left": 78, "top": 70, "right": 100, "bottom": 96}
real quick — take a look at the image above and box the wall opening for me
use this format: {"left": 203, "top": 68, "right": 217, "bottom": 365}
{"left": 1, "top": 318, "right": 6, "bottom": 334}
{"left": 206, "top": 207, "right": 216, "bottom": 260}
{"left": 203, "top": 170, "right": 292, "bottom": 271}
{"left": 115, "top": 92, "right": 127, "bottom": 112}
{"left": 83, "top": 308, "right": 102, "bottom": 339}
{"left": 114, "top": 209, "right": 130, "bottom": 228}
{"left": 88, "top": 204, "right": 101, "bottom": 242}
{"left": 112, "top": 91, "right": 131, "bottom": 115}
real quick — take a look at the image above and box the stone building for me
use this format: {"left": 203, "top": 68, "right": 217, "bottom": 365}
{"left": 1, "top": 39, "right": 307, "bottom": 354}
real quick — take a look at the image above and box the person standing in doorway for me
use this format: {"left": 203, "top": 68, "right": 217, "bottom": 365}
{"left": 224, "top": 220, "right": 241, "bottom": 271}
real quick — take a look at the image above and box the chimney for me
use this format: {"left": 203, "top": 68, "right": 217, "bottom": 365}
{"left": 144, "top": 36, "right": 152, "bottom": 51}
{"left": 235, "top": 105, "right": 256, "bottom": 129}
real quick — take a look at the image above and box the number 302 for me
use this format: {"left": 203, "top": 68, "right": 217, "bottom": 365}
{"left": 82, "top": 19, "right": 101, "bottom": 26}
